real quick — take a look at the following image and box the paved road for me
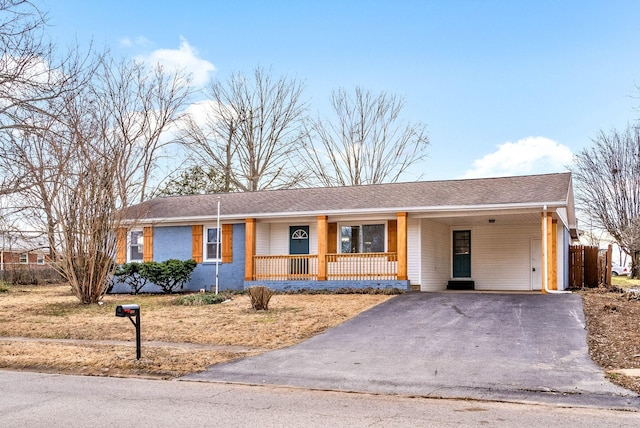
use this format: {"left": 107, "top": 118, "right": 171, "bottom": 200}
{"left": 1, "top": 370, "right": 639, "bottom": 427}
{"left": 184, "top": 292, "right": 640, "bottom": 409}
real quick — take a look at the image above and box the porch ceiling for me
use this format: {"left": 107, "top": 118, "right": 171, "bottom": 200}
{"left": 422, "top": 211, "right": 543, "bottom": 226}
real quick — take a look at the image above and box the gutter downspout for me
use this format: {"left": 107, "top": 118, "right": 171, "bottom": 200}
{"left": 543, "top": 205, "right": 571, "bottom": 294}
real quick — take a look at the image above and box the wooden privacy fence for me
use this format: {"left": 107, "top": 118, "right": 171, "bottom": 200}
{"left": 569, "top": 244, "right": 612, "bottom": 288}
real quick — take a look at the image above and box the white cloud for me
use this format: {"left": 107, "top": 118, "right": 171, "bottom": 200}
{"left": 120, "top": 36, "right": 152, "bottom": 48}
{"left": 463, "top": 136, "right": 574, "bottom": 179}
{"left": 182, "top": 99, "right": 220, "bottom": 124}
{"left": 136, "top": 37, "right": 215, "bottom": 86}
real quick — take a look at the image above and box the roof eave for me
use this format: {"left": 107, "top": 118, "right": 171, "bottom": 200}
{"left": 126, "top": 200, "right": 569, "bottom": 224}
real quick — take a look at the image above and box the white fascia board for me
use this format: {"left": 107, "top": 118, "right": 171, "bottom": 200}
{"left": 555, "top": 207, "right": 569, "bottom": 228}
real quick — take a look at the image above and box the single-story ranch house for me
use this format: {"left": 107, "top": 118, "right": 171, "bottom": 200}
{"left": 113, "top": 172, "right": 578, "bottom": 293}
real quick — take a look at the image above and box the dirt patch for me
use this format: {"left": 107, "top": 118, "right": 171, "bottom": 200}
{"left": 0, "top": 285, "right": 392, "bottom": 378}
{"left": 581, "top": 286, "right": 640, "bottom": 394}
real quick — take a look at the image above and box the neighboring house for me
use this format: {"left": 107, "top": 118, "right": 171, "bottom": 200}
{"left": 0, "top": 235, "right": 51, "bottom": 272}
{"left": 113, "top": 172, "right": 578, "bottom": 293}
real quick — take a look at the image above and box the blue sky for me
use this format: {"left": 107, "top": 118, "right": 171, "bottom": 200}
{"left": 43, "top": 0, "right": 640, "bottom": 180}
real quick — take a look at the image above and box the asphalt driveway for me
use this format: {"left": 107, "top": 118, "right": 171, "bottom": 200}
{"left": 182, "top": 292, "right": 640, "bottom": 408}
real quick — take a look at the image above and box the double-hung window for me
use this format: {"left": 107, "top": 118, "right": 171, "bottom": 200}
{"left": 205, "top": 227, "right": 221, "bottom": 261}
{"left": 19, "top": 253, "right": 28, "bottom": 264}
{"left": 340, "top": 224, "right": 385, "bottom": 253}
{"left": 129, "top": 230, "right": 144, "bottom": 262}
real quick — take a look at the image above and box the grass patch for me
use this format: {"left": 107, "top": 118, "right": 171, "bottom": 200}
{"left": 174, "top": 292, "right": 230, "bottom": 306}
{"left": 611, "top": 275, "right": 640, "bottom": 288}
{"left": 0, "top": 282, "right": 10, "bottom": 293}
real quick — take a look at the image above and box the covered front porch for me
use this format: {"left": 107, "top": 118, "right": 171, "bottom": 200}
{"left": 243, "top": 214, "right": 410, "bottom": 291}
{"left": 245, "top": 252, "right": 409, "bottom": 291}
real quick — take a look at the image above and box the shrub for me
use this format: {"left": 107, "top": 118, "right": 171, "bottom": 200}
{"left": 248, "top": 286, "right": 273, "bottom": 310}
{"left": 174, "top": 292, "right": 229, "bottom": 306}
{"left": 113, "top": 262, "right": 150, "bottom": 294}
{"left": 143, "top": 259, "right": 198, "bottom": 294}
{"left": 114, "top": 259, "right": 198, "bottom": 294}
{"left": 0, "top": 267, "right": 63, "bottom": 285}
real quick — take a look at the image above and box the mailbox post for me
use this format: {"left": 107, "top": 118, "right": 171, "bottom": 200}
{"left": 115, "top": 304, "right": 141, "bottom": 360}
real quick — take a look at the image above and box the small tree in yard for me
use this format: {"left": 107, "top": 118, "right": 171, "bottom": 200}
{"left": 143, "top": 259, "right": 197, "bottom": 294}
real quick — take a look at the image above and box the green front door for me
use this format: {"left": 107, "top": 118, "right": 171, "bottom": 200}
{"left": 453, "top": 230, "right": 471, "bottom": 278}
{"left": 289, "top": 226, "right": 309, "bottom": 275}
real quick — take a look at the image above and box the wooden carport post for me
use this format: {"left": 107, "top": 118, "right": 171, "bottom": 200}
{"left": 317, "top": 215, "right": 328, "bottom": 281}
{"left": 244, "top": 218, "right": 256, "bottom": 281}
{"left": 540, "top": 210, "right": 557, "bottom": 293}
{"left": 397, "top": 212, "right": 408, "bottom": 280}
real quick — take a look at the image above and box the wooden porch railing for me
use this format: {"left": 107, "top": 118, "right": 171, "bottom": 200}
{"left": 252, "top": 253, "right": 398, "bottom": 281}
{"left": 326, "top": 252, "right": 397, "bottom": 280}
{"left": 253, "top": 255, "right": 319, "bottom": 281}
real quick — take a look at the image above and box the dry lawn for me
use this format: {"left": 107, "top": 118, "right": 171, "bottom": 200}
{"left": 580, "top": 276, "right": 640, "bottom": 394}
{"left": 2, "top": 282, "right": 640, "bottom": 396}
{"left": 0, "top": 284, "right": 392, "bottom": 379}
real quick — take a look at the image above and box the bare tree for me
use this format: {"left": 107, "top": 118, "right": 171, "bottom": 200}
{"left": 0, "top": 2, "right": 192, "bottom": 302}
{"left": 51, "top": 89, "right": 118, "bottom": 302}
{"left": 0, "top": 1, "right": 88, "bottom": 133}
{"left": 178, "top": 102, "right": 237, "bottom": 192}
{"left": 180, "top": 67, "right": 307, "bottom": 191}
{"left": 302, "top": 87, "right": 429, "bottom": 186}
{"left": 572, "top": 123, "right": 640, "bottom": 278}
{"left": 47, "top": 59, "right": 193, "bottom": 303}
{"left": 0, "top": 0, "right": 92, "bottom": 238}
{"left": 0, "top": 1, "right": 93, "bottom": 261}
{"left": 2, "top": 53, "right": 192, "bottom": 302}
{"left": 96, "top": 57, "right": 193, "bottom": 204}
{"left": 2, "top": 116, "right": 68, "bottom": 259}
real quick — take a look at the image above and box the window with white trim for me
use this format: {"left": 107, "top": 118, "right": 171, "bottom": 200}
{"left": 19, "top": 253, "right": 28, "bottom": 264}
{"left": 128, "top": 230, "right": 144, "bottom": 262}
{"left": 204, "top": 227, "right": 221, "bottom": 261}
{"left": 37, "top": 254, "right": 45, "bottom": 265}
{"left": 340, "top": 224, "right": 385, "bottom": 253}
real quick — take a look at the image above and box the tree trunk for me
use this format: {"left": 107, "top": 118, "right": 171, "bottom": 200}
{"left": 631, "top": 251, "right": 640, "bottom": 279}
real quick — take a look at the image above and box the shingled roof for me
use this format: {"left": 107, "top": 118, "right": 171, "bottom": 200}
{"left": 127, "top": 172, "right": 572, "bottom": 221}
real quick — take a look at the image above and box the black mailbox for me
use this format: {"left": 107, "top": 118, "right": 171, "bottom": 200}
{"left": 116, "top": 304, "right": 140, "bottom": 317}
{"left": 115, "top": 304, "right": 141, "bottom": 359}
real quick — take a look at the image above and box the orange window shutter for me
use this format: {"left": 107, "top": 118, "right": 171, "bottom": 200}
{"left": 116, "top": 228, "right": 127, "bottom": 264}
{"left": 388, "top": 220, "right": 397, "bottom": 253}
{"left": 192, "top": 225, "right": 203, "bottom": 263}
{"left": 328, "top": 223, "right": 337, "bottom": 253}
{"left": 143, "top": 227, "right": 153, "bottom": 262}
{"left": 222, "top": 224, "right": 233, "bottom": 263}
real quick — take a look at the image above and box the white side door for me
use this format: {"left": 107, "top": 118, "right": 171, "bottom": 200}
{"left": 530, "top": 238, "right": 542, "bottom": 291}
